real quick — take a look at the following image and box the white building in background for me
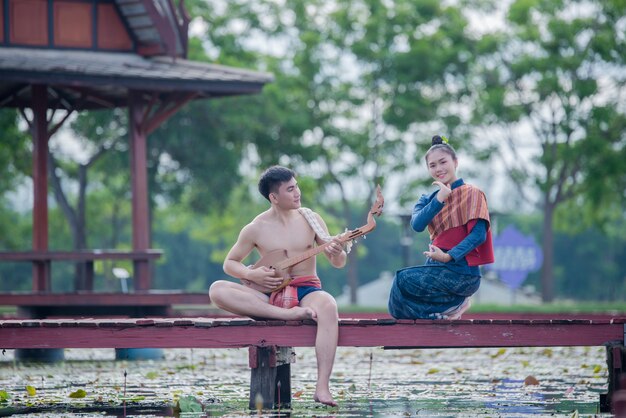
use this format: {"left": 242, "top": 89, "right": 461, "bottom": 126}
{"left": 335, "top": 270, "right": 541, "bottom": 308}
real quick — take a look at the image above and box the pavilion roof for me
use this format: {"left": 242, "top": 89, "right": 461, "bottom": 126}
{"left": 0, "top": 47, "right": 274, "bottom": 110}
{"left": 115, "top": 0, "right": 189, "bottom": 58}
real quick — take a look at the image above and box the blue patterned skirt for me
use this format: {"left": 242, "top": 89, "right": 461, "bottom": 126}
{"left": 387, "top": 265, "right": 480, "bottom": 320}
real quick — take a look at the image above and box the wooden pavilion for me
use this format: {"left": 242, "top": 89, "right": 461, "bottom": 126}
{"left": 0, "top": 0, "right": 272, "bottom": 304}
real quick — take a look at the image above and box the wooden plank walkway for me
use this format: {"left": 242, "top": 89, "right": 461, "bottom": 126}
{"left": 1, "top": 317, "right": 623, "bottom": 349}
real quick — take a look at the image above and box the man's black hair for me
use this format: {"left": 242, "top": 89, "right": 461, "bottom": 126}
{"left": 258, "top": 166, "right": 296, "bottom": 201}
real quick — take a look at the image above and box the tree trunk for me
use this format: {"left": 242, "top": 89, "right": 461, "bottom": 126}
{"left": 540, "top": 201, "right": 555, "bottom": 302}
{"left": 339, "top": 194, "right": 359, "bottom": 304}
{"left": 347, "top": 249, "right": 359, "bottom": 305}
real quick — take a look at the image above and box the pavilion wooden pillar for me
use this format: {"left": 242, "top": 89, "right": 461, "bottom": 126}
{"left": 128, "top": 91, "right": 152, "bottom": 291}
{"left": 127, "top": 90, "right": 196, "bottom": 291}
{"left": 31, "top": 85, "right": 50, "bottom": 292}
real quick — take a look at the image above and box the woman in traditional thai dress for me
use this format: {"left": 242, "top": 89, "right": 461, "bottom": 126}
{"left": 388, "top": 135, "right": 495, "bottom": 320}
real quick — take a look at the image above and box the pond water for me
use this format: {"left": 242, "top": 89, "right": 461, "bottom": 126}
{"left": 0, "top": 345, "right": 611, "bottom": 417}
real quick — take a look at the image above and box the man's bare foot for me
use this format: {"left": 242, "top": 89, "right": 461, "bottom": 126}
{"left": 287, "top": 306, "right": 317, "bottom": 321}
{"left": 313, "top": 391, "right": 337, "bottom": 407}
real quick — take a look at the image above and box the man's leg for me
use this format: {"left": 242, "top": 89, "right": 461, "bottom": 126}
{"left": 209, "top": 280, "right": 315, "bottom": 320}
{"left": 300, "top": 291, "right": 339, "bottom": 406}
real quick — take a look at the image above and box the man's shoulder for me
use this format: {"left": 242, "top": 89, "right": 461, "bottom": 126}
{"left": 298, "top": 207, "right": 317, "bottom": 216}
{"left": 298, "top": 207, "right": 325, "bottom": 224}
{"left": 241, "top": 211, "right": 270, "bottom": 233}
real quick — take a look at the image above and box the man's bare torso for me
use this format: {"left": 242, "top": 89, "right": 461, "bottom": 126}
{"left": 250, "top": 208, "right": 318, "bottom": 277}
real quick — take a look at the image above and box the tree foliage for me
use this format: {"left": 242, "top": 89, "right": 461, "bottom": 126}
{"left": 471, "top": 0, "right": 626, "bottom": 301}
{"left": 0, "top": 0, "right": 625, "bottom": 304}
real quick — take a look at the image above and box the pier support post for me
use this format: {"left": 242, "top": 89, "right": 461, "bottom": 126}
{"left": 601, "top": 341, "right": 626, "bottom": 412}
{"left": 248, "top": 346, "right": 295, "bottom": 410}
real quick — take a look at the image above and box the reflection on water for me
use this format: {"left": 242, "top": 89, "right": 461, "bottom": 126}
{"left": 0, "top": 346, "right": 609, "bottom": 417}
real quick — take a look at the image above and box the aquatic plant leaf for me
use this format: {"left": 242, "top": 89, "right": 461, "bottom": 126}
{"left": 69, "top": 389, "right": 87, "bottom": 398}
{"left": 145, "top": 371, "right": 159, "bottom": 379}
{"left": 293, "top": 390, "right": 304, "bottom": 398}
{"left": 592, "top": 365, "right": 602, "bottom": 374}
{"left": 119, "top": 396, "right": 146, "bottom": 402}
{"left": 491, "top": 348, "right": 506, "bottom": 358}
{"left": 25, "top": 386, "right": 36, "bottom": 396}
{"left": 427, "top": 368, "right": 440, "bottom": 374}
{"left": 0, "top": 390, "right": 10, "bottom": 402}
{"left": 178, "top": 395, "right": 203, "bottom": 412}
{"left": 524, "top": 375, "right": 540, "bottom": 386}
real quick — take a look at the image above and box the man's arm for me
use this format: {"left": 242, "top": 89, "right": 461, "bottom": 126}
{"left": 314, "top": 213, "right": 347, "bottom": 268}
{"left": 223, "top": 224, "right": 282, "bottom": 290}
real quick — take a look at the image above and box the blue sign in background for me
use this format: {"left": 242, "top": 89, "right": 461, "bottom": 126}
{"left": 487, "top": 225, "right": 543, "bottom": 289}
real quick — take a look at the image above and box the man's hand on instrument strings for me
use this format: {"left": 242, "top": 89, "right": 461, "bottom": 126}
{"left": 433, "top": 181, "right": 452, "bottom": 203}
{"left": 247, "top": 266, "right": 283, "bottom": 290}
{"left": 324, "top": 237, "right": 345, "bottom": 258}
{"left": 423, "top": 244, "right": 452, "bottom": 263}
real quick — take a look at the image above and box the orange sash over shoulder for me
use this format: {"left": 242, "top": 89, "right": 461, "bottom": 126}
{"left": 429, "top": 184, "right": 494, "bottom": 266}
{"left": 269, "top": 275, "right": 321, "bottom": 309}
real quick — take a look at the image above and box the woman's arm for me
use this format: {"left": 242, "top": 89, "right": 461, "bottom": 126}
{"left": 410, "top": 193, "right": 444, "bottom": 232}
{"left": 447, "top": 219, "right": 488, "bottom": 261}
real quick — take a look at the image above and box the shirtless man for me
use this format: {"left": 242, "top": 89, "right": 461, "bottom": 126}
{"left": 208, "top": 165, "right": 347, "bottom": 407}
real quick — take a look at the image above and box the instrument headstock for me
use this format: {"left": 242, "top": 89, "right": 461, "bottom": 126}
{"left": 370, "top": 184, "right": 384, "bottom": 217}
{"left": 338, "top": 184, "right": 384, "bottom": 244}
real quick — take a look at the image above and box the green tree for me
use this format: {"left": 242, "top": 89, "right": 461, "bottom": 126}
{"left": 0, "top": 109, "right": 36, "bottom": 290}
{"left": 0, "top": 110, "right": 30, "bottom": 195}
{"left": 0, "top": 109, "right": 30, "bottom": 250}
{"left": 326, "top": 0, "right": 497, "bottom": 301}
{"left": 472, "top": 0, "right": 626, "bottom": 301}
{"left": 187, "top": 0, "right": 498, "bottom": 302}
{"left": 44, "top": 109, "right": 129, "bottom": 288}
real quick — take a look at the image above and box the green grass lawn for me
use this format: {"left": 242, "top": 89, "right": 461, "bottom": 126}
{"left": 0, "top": 306, "right": 16, "bottom": 315}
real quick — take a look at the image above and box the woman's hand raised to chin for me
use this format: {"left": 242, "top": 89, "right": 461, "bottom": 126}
{"left": 432, "top": 181, "right": 452, "bottom": 203}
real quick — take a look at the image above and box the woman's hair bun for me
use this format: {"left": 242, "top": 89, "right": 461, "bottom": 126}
{"left": 432, "top": 135, "right": 444, "bottom": 146}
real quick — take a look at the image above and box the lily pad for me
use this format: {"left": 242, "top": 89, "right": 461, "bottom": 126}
{"left": 68, "top": 389, "right": 87, "bottom": 398}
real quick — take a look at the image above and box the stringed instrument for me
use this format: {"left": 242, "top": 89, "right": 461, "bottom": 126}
{"left": 242, "top": 185, "right": 384, "bottom": 292}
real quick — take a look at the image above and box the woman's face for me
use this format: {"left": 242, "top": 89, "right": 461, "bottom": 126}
{"left": 426, "top": 149, "right": 458, "bottom": 185}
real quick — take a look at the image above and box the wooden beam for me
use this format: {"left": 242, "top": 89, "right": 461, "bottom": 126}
{"left": 48, "top": 109, "right": 75, "bottom": 137}
{"left": 62, "top": 85, "right": 117, "bottom": 109}
{"left": 128, "top": 90, "right": 151, "bottom": 291}
{"left": 0, "top": 291, "right": 205, "bottom": 307}
{"left": 31, "top": 85, "right": 50, "bottom": 292}
{"left": 0, "top": 317, "right": 623, "bottom": 349}
{"left": 144, "top": 92, "right": 196, "bottom": 135}
{"left": 0, "top": 84, "right": 30, "bottom": 107}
